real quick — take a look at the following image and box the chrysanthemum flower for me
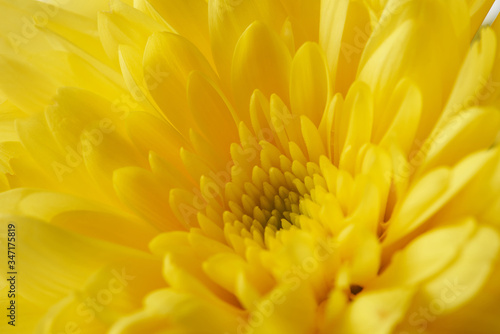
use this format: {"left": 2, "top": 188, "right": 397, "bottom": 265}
{"left": 1, "top": 0, "right": 500, "bottom": 333}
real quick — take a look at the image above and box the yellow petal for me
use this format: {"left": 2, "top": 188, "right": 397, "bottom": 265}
{"left": 187, "top": 71, "right": 239, "bottom": 154}
{"left": 279, "top": 0, "right": 320, "bottom": 46}
{"left": 357, "top": 144, "right": 392, "bottom": 222}
{"left": 0, "top": 214, "right": 160, "bottom": 309}
{"left": 434, "top": 27, "right": 497, "bottom": 131}
{"left": 150, "top": 232, "right": 238, "bottom": 305}
{"left": 0, "top": 54, "right": 58, "bottom": 113}
{"left": 0, "top": 0, "right": 58, "bottom": 55}
{"left": 98, "top": 0, "right": 167, "bottom": 64}
{"left": 36, "top": 258, "right": 164, "bottom": 334}
{"left": 109, "top": 289, "right": 243, "bottom": 334}
{"left": 339, "top": 81, "right": 374, "bottom": 174}
{"left": 419, "top": 225, "right": 500, "bottom": 314}
{"left": 143, "top": 0, "right": 213, "bottom": 65}
{"left": 127, "top": 110, "right": 187, "bottom": 165}
{"left": 208, "top": 0, "right": 286, "bottom": 84}
{"left": 143, "top": 32, "right": 218, "bottom": 135}
{"left": 385, "top": 149, "right": 497, "bottom": 245}
{"left": 433, "top": 147, "right": 500, "bottom": 221}
{"left": 377, "top": 79, "right": 422, "bottom": 155}
{"left": 301, "top": 116, "right": 326, "bottom": 163}
{"left": 338, "top": 223, "right": 381, "bottom": 285}
{"left": 118, "top": 45, "right": 163, "bottom": 115}
{"left": 416, "top": 106, "right": 500, "bottom": 177}
{"left": 232, "top": 21, "right": 292, "bottom": 123}
{"left": 0, "top": 100, "right": 25, "bottom": 142}
{"left": 16, "top": 114, "right": 90, "bottom": 191}
{"left": 113, "top": 166, "right": 183, "bottom": 231}
{"left": 253, "top": 283, "right": 317, "bottom": 334}
{"left": 35, "top": 5, "right": 120, "bottom": 82}
{"left": 357, "top": 0, "right": 469, "bottom": 142}
{"left": 319, "top": 94, "right": 342, "bottom": 160}
{"left": 340, "top": 287, "right": 415, "bottom": 334}
{"left": 290, "top": 42, "right": 330, "bottom": 125}
{"left": 373, "top": 218, "right": 476, "bottom": 289}
{"left": 320, "top": 0, "right": 371, "bottom": 95}
{"left": 43, "top": 0, "right": 133, "bottom": 19}
{"left": 0, "top": 188, "right": 157, "bottom": 251}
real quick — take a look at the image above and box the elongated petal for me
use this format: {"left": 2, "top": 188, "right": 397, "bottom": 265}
{"left": 143, "top": 32, "right": 218, "bottom": 135}
{"left": 232, "top": 22, "right": 292, "bottom": 123}
{"left": 290, "top": 42, "right": 330, "bottom": 125}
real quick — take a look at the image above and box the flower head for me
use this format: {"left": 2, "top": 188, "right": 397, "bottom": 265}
{"left": 1, "top": 0, "right": 500, "bottom": 333}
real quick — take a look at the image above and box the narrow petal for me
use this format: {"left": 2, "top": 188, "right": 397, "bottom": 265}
{"left": 340, "top": 287, "right": 414, "bottom": 334}
{"left": 357, "top": 0, "right": 469, "bottom": 142}
{"left": 143, "top": 0, "right": 213, "bottom": 65}
{"left": 290, "top": 42, "right": 330, "bottom": 125}
{"left": 232, "top": 22, "right": 292, "bottom": 123}
{"left": 143, "top": 32, "right": 218, "bottom": 135}
{"left": 208, "top": 0, "right": 286, "bottom": 83}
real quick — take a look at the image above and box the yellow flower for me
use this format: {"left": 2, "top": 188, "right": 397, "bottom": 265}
{"left": 1, "top": 0, "right": 500, "bottom": 333}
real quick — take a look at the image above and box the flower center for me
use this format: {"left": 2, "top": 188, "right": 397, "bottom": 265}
{"left": 220, "top": 140, "right": 336, "bottom": 249}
